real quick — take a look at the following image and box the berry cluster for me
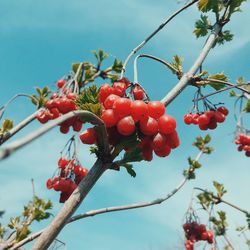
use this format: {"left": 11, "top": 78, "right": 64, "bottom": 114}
{"left": 80, "top": 80, "right": 180, "bottom": 161}
{"left": 184, "top": 106, "right": 229, "bottom": 131}
{"left": 36, "top": 80, "right": 83, "bottom": 134}
{"left": 46, "top": 157, "right": 88, "bottom": 203}
{"left": 183, "top": 222, "right": 214, "bottom": 250}
{"left": 235, "top": 133, "right": 250, "bottom": 157}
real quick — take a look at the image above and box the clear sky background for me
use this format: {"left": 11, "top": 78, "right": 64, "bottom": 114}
{"left": 0, "top": 0, "right": 249, "bottom": 249}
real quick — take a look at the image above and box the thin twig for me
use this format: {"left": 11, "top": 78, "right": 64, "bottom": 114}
{"left": 202, "top": 78, "right": 250, "bottom": 94}
{"left": 194, "top": 187, "right": 250, "bottom": 215}
{"left": 120, "top": 0, "right": 198, "bottom": 78}
{"left": 0, "top": 109, "right": 42, "bottom": 146}
{"left": 193, "top": 84, "right": 249, "bottom": 102}
{"left": 224, "top": 234, "right": 236, "bottom": 250}
{"left": 133, "top": 54, "right": 178, "bottom": 83}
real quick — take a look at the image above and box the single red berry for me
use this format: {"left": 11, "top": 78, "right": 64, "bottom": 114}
{"left": 158, "top": 114, "right": 176, "bottom": 134}
{"left": 130, "top": 100, "right": 148, "bottom": 121}
{"left": 184, "top": 114, "right": 193, "bottom": 125}
{"left": 46, "top": 178, "right": 53, "bottom": 189}
{"left": 101, "top": 109, "right": 118, "bottom": 128}
{"left": 98, "top": 84, "right": 114, "bottom": 103}
{"left": 152, "top": 133, "right": 167, "bottom": 151}
{"left": 57, "top": 79, "right": 66, "bottom": 88}
{"left": 147, "top": 101, "right": 165, "bottom": 119}
{"left": 154, "top": 144, "right": 171, "bottom": 157}
{"left": 140, "top": 117, "right": 159, "bottom": 136}
{"left": 113, "top": 82, "right": 127, "bottom": 96}
{"left": 133, "top": 85, "right": 144, "bottom": 100}
{"left": 79, "top": 128, "right": 97, "bottom": 144}
{"left": 104, "top": 94, "right": 120, "bottom": 109}
{"left": 217, "top": 106, "right": 229, "bottom": 116}
{"left": 60, "top": 125, "right": 70, "bottom": 134}
{"left": 165, "top": 130, "right": 180, "bottom": 149}
{"left": 113, "top": 97, "right": 132, "bottom": 118}
{"left": 117, "top": 116, "right": 136, "bottom": 136}
{"left": 214, "top": 111, "right": 226, "bottom": 123}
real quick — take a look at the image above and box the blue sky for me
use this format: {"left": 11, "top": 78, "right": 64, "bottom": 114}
{"left": 0, "top": 0, "right": 249, "bottom": 249}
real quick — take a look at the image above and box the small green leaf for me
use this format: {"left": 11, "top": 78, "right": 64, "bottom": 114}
{"left": 193, "top": 15, "right": 211, "bottom": 38}
{"left": 213, "top": 181, "right": 227, "bottom": 198}
{"left": 2, "top": 119, "right": 13, "bottom": 132}
{"left": 207, "top": 72, "right": 228, "bottom": 90}
{"left": 243, "top": 100, "right": 250, "bottom": 113}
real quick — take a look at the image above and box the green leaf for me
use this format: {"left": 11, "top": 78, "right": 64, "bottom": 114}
{"left": 229, "top": 0, "right": 246, "bottom": 14}
{"left": 243, "top": 100, "right": 250, "bottom": 113}
{"left": 169, "top": 55, "right": 183, "bottom": 75}
{"left": 207, "top": 72, "right": 228, "bottom": 90}
{"left": 2, "top": 119, "right": 13, "bottom": 132}
{"left": 16, "top": 226, "right": 31, "bottom": 242}
{"left": 213, "top": 181, "right": 227, "bottom": 198}
{"left": 197, "top": 0, "right": 223, "bottom": 13}
{"left": 229, "top": 90, "right": 236, "bottom": 97}
{"left": 112, "top": 59, "right": 123, "bottom": 73}
{"left": 213, "top": 30, "right": 234, "bottom": 47}
{"left": 8, "top": 216, "right": 20, "bottom": 229}
{"left": 193, "top": 15, "right": 211, "bottom": 38}
{"left": 204, "top": 134, "right": 211, "bottom": 144}
{"left": 75, "top": 85, "right": 101, "bottom": 116}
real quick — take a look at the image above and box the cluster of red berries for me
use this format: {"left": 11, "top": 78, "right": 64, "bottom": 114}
{"left": 79, "top": 80, "right": 180, "bottom": 161}
{"left": 46, "top": 157, "right": 88, "bottom": 203}
{"left": 235, "top": 133, "right": 250, "bottom": 157}
{"left": 184, "top": 106, "right": 229, "bottom": 131}
{"left": 36, "top": 80, "right": 84, "bottom": 133}
{"left": 183, "top": 222, "right": 214, "bottom": 250}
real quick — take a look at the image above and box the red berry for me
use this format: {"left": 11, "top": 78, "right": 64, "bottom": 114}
{"left": 140, "top": 117, "right": 159, "bottom": 136}
{"left": 117, "top": 116, "right": 136, "bottom": 136}
{"left": 104, "top": 94, "right": 120, "bottom": 109}
{"left": 60, "top": 125, "right": 70, "bottom": 134}
{"left": 113, "top": 82, "right": 127, "bottom": 96}
{"left": 217, "top": 106, "right": 229, "bottom": 116}
{"left": 158, "top": 115, "right": 176, "bottom": 134}
{"left": 79, "top": 128, "right": 97, "bottom": 144}
{"left": 46, "top": 178, "right": 53, "bottom": 189}
{"left": 113, "top": 97, "right": 132, "bottom": 118}
{"left": 130, "top": 100, "right": 148, "bottom": 121}
{"left": 152, "top": 133, "right": 167, "bottom": 151}
{"left": 133, "top": 85, "right": 144, "bottom": 100}
{"left": 214, "top": 111, "right": 225, "bottom": 123}
{"left": 165, "top": 131, "right": 180, "bottom": 149}
{"left": 154, "top": 144, "right": 171, "bottom": 157}
{"left": 98, "top": 84, "right": 114, "bottom": 103}
{"left": 57, "top": 79, "right": 66, "bottom": 88}
{"left": 198, "top": 113, "right": 210, "bottom": 125}
{"left": 184, "top": 114, "right": 193, "bottom": 125}
{"left": 147, "top": 101, "right": 165, "bottom": 119}
{"left": 101, "top": 109, "right": 118, "bottom": 128}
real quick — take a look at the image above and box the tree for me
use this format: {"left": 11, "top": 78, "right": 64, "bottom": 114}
{"left": 0, "top": 0, "right": 249, "bottom": 249}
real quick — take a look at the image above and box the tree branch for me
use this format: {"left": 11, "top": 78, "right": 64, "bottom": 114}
{"left": 161, "top": 23, "right": 222, "bottom": 106}
{"left": 0, "top": 109, "right": 41, "bottom": 146}
{"left": 120, "top": 0, "right": 198, "bottom": 78}
{"left": 0, "top": 110, "right": 110, "bottom": 160}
